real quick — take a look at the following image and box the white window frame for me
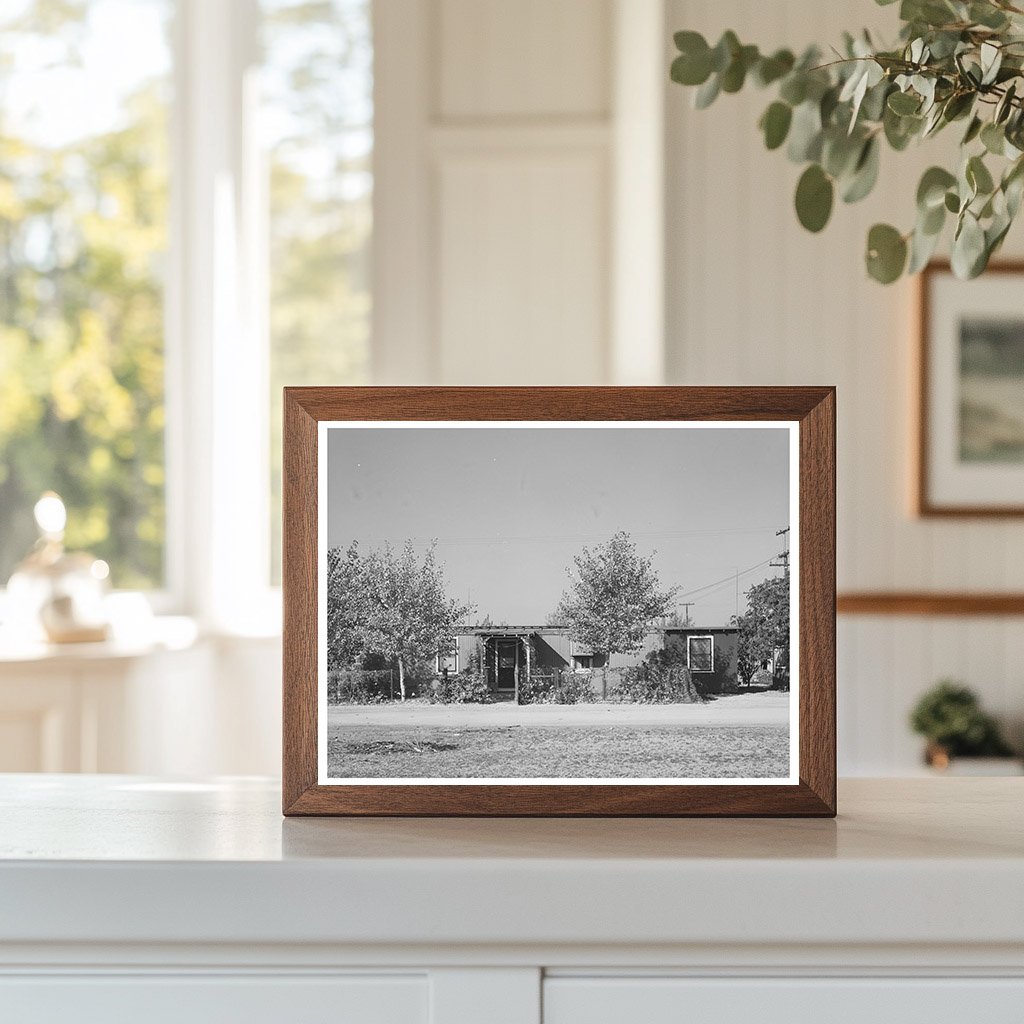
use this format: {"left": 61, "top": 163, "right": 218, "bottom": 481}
{"left": 436, "top": 646, "right": 459, "bottom": 674}
{"left": 165, "top": 0, "right": 276, "bottom": 633}
{"left": 686, "top": 634, "right": 714, "bottom": 674}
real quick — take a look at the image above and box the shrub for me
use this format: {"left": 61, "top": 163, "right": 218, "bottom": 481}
{"left": 428, "top": 671, "right": 491, "bottom": 704}
{"left": 327, "top": 669, "right": 395, "bottom": 704}
{"left": 613, "top": 656, "right": 701, "bottom": 704}
{"left": 519, "top": 670, "right": 595, "bottom": 705}
{"left": 910, "top": 681, "right": 1014, "bottom": 758}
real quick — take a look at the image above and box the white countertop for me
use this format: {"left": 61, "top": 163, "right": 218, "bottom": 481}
{"left": 1, "top": 775, "right": 1022, "bottom": 952}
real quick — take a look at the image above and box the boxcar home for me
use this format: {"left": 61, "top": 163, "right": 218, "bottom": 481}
{"left": 437, "top": 625, "right": 740, "bottom": 697}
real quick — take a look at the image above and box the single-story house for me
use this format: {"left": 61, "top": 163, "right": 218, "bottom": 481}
{"left": 438, "top": 624, "right": 740, "bottom": 696}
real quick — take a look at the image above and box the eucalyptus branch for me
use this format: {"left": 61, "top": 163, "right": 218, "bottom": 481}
{"left": 670, "top": 0, "right": 1024, "bottom": 282}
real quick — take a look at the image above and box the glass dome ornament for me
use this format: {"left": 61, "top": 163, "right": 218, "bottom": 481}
{"left": 5, "top": 492, "right": 111, "bottom": 644}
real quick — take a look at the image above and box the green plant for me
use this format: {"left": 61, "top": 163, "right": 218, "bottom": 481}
{"left": 670, "top": 0, "right": 1024, "bottom": 283}
{"left": 909, "top": 679, "right": 1014, "bottom": 755}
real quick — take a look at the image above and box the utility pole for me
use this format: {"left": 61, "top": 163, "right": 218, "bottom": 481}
{"left": 771, "top": 527, "right": 790, "bottom": 573}
{"left": 678, "top": 602, "right": 694, "bottom": 626}
{"left": 735, "top": 567, "right": 739, "bottom": 619}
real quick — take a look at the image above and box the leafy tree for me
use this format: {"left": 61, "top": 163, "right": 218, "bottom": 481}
{"left": 326, "top": 542, "right": 373, "bottom": 670}
{"left": 670, "top": 0, "right": 1024, "bottom": 283}
{"left": 731, "top": 613, "right": 758, "bottom": 686}
{"left": 360, "top": 542, "right": 473, "bottom": 701}
{"left": 556, "top": 531, "right": 678, "bottom": 668}
{"left": 736, "top": 573, "right": 790, "bottom": 687}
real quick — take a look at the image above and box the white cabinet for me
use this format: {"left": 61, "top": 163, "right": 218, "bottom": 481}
{"left": 1, "top": 975, "right": 428, "bottom": 1024}
{"left": 544, "top": 977, "right": 1024, "bottom": 1024}
{"left": 1, "top": 777, "right": 1022, "bottom": 1024}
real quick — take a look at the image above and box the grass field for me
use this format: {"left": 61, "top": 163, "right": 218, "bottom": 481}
{"left": 326, "top": 722, "right": 789, "bottom": 779}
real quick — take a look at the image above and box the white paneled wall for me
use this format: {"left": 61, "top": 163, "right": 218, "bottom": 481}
{"left": 665, "top": 0, "right": 1024, "bottom": 772}
{"left": 374, "top": 0, "right": 664, "bottom": 386}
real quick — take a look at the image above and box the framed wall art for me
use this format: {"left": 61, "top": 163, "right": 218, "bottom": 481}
{"left": 282, "top": 387, "right": 836, "bottom": 816}
{"left": 917, "top": 261, "right": 1024, "bottom": 517}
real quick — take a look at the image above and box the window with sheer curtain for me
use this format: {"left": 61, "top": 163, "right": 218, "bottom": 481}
{"left": 0, "top": 0, "right": 371, "bottom": 610}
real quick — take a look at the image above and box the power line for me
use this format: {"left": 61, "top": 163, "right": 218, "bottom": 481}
{"left": 674, "top": 557, "right": 776, "bottom": 601}
{"left": 343, "top": 525, "right": 783, "bottom": 546}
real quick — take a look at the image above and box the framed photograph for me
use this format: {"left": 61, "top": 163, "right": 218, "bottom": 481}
{"left": 918, "top": 261, "right": 1024, "bottom": 516}
{"left": 282, "top": 387, "right": 836, "bottom": 816}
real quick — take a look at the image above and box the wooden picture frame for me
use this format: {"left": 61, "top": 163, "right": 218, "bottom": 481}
{"left": 917, "top": 260, "right": 1024, "bottom": 517}
{"left": 283, "top": 387, "right": 836, "bottom": 817}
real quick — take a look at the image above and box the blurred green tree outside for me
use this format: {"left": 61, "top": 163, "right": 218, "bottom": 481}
{"left": 0, "top": 0, "right": 171, "bottom": 588}
{"left": 0, "top": 0, "right": 372, "bottom": 591}
{"left": 264, "top": 0, "right": 372, "bottom": 582}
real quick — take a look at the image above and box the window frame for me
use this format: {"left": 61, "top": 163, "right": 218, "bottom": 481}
{"left": 686, "top": 634, "right": 714, "bottom": 674}
{"left": 164, "top": 0, "right": 277, "bottom": 631}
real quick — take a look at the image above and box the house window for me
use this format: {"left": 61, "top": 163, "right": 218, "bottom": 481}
{"left": 572, "top": 655, "right": 593, "bottom": 671}
{"left": 436, "top": 648, "right": 459, "bottom": 674}
{"left": 687, "top": 635, "right": 714, "bottom": 673}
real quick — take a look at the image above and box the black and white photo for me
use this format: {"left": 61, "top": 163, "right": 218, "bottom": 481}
{"left": 317, "top": 422, "right": 798, "bottom": 785}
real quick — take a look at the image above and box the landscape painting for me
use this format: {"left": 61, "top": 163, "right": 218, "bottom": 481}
{"left": 959, "top": 317, "right": 1024, "bottom": 463}
{"left": 318, "top": 423, "right": 797, "bottom": 785}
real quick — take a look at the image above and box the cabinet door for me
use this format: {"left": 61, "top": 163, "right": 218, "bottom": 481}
{"left": 544, "top": 977, "right": 1024, "bottom": 1024}
{"left": 0, "top": 974, "right": 428, "bottom": 1024}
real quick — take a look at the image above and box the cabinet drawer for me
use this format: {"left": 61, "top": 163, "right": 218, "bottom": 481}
{"left": 0, "top": 974, "right": 427, "bottom": 1024}
{"left": 544, "top": 977, "right": 1024, "bottom": 1024}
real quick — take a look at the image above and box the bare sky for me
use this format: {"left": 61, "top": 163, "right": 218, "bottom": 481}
{"left": 326, "top": 425, "right": 791, "bottom": 625}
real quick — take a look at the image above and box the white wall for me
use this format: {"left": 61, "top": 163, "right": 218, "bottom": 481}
{"left": 665, "top": 0, "right": 1024, "bottom": 771}
{"left": 373, "top": 0, "right": 666, "bottom": 386}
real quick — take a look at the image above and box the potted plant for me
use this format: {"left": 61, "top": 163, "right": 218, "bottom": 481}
{"left": 909, "top": 680, "right": 1020, "bottom": 772}
{"left": 670, "top": 0, "right": 1024, "bottom": 283}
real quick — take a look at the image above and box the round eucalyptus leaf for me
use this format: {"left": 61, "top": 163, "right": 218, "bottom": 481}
{"left": 917, "top": 166, "right": 957, "bottom": 211}
{"left": 760, "top": 101, "right": 792, "bottom": 150}
{"left": 883, "top": 106, "right": 916, "bottom": 150}
{"left": 787, "top": 101, "right": 823, "bottom": 162}
{"left": 920, "top": 199, "right": 945, "bottom": 236}
{"left": 944, "top": 190, "right": 960, "bottom": 214}
{"left": 981, "top": 122, "right": 1005, "bottom": 156}
{"left": 842, "top": 137, "right": 880, "bottom": 203}
{"left": 952, "top": 213, "right": 987, "bottom": 279}
{"left": 694, "top": 73, "right": 721, "bottom": 110}
{"left": 710, "top": 31, "right": 740, "bottom": 73}
{"left": 822, "top": 129, "right": 860, "bottom": 178}
{"left": 943, "top": 92, "right": 974, "bottom": 123}
{"left": 721, "top": 45, "right": 757, "bottom": 93}
{"left": 754, "top": 49, "right": 795, "bottom": 87}
{"left": 671, "top": 32, "right": 712, "bottom": 86}
{"left": 967, "top": 155, "right": 995, "bottom": 196}
{"left": 866, "top": 223, "right": 907, "bottom": 284}
{"left": 887, "top": 90, "right": 920, "bottom": 116}
{"left": 779, "top": 74, "right": 807, "bottom": 106}
{"left": 795, "top": 164, "right": 834, "bottom": 233}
